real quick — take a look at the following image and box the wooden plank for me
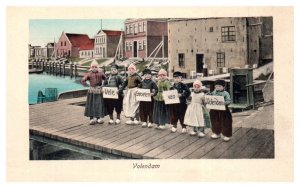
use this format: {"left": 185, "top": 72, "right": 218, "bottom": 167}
{"left": 52, "top": 124, "right": 88, "bottom": 141}
{"left": 84, "top": 125, "right": 137, "bottom": 151}
{"left": 201, "top": 128, "right": 252, "bottom": 159}
{"left": 251, "top": 133, "right": 274, "bottom": 158}
{"left": 154, "top": 134, "right": 200, "bottom": 159}
{"left": 122, "top": 130, "right": 173, "bottom": 158}
{"left": 30, "top": 113, "right": 87, "bottom": 137}
{"left": 143, "top": 133, "right": 191, "bottom": 159}
{"left": 237, "top": 129, "right": 273, "bottom": 159}
{"left": 218, "top": 129, "right": 271, "bottom": 159}
{"left": 93, "top": 127, "right": 142, "bottom": 152}
{"left": 185, "top": 127, "right": 241, "bottom": 159}
{"left": 78, "top": 125, "right": 127, "bottom": 148}
{"left": 38, "top": 118, "right": 87, "bottom": 138}
{"left": 104, "top": 127, "right": 152, "bottom": 155}
{"left": 131, "top": 131, "right": 180, "bottom": 159}
{"left": 167, "top": 130, "right": 212, "bottom": 159}
{"left": 30, "top": 109, "right": 84, "bottom": 130}
{"left": 112, "top": 129, "right": 158, "bottom": 156}
{"left": 68, "top": 124, "right": 115, "bottom": 146}
{"left": 30, "top": 106, "right": 83, "bottom": 124}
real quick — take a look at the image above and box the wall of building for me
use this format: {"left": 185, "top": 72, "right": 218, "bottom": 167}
{"left": 79, "top": 50, "right": 94, "bottom": 58}
{"left": 55, "top": 33, "right": 72, "bottom": 57}
{"left": 147, "top": 21, "right": 168, "bottom": 36}
{"left": 147, "top": 36, "right": 168, "bottom": 58}
{"left": 107, "top": 35, "right": 121, "bottom": 57}
{"left": 94, "top": 34, "right": 106, "bottom": 58}
{"left": 168, "top": 18, "right": 248, "bottom": 77}
{"left": 125, "top": 36, "right": 147, "bottom": 58}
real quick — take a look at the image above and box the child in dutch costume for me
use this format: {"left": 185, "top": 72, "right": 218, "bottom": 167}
{"left": 169, "top": 71, "right": 191, "bottom": 133}
{"left": 153, "top": 69, "right": 172, "bottom": 130}
{"left": 184, "top": 80, "right": 211, "bottom": 137}
{"left": 103, "top": 64, "right": 124, "bottom": 125}
{"left": 81, "top": 60, "right": 106, "bottom": 125}
{"left": 209, "top": 79, "right": 232, "bottom": 142}
{"left": 138, "top": 69, "right": 158, "bottom": 128}
{"left": 120, "top": 63, "right": 142, "bottom": 125}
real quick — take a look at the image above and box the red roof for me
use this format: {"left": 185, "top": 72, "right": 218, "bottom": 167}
{"left": 97, "top": 30, "right": 123, "bottom": 36}
{"left": 66, "top": 33, "right": 94, "bottom": 50}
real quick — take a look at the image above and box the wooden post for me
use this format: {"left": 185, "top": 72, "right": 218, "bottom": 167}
{"left": 63, "top": 63, "right": 66, "bottom": 77}
{"left": 74, "top": 64, "right": 77, "bottom": 78}
{"left": 55, "top": 63, "right": 58, "bottom": 76}
{"left": 59, "top": 63, "right": 62, "bottom": 76}
{"left": 51, "top": 63, "right": 54, "bottom": 75}
{"left": 70, "top": 63, "right": 73, "bottom": 78}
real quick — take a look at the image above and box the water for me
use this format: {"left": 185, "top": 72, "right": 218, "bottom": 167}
{"left": 29, "top": 73, "right": 87, "bottom": 104}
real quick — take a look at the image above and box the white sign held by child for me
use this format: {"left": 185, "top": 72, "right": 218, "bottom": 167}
{"left": 102, "top": 87, "right": 119, "bottom": 99}
{"left": 136, "top": 89, "right": 151, "bottom": 102}
{"left": 205, "top": 95, "right": 226, "bottom": 110}
{"left": 163, "top": 90, "right": 180, "bottom": 104}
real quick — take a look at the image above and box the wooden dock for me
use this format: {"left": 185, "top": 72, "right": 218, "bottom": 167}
{"left": 29, "top": 97, "right": 274, "bottom": 159}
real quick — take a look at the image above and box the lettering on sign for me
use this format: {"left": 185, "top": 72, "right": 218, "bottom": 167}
{"left": 163, "top": 90, "right": 180, "bottom": 104}
{"left": 136, "top": 89, "right": 151, "bottom": 102}
{"left": 205, "top": 95, "right": 226, "bottom": 110}
{"left": 102, "top": 87, "right": 119, "bottom": 99}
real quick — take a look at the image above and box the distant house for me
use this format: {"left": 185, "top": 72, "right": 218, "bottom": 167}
{"left": 55, "top": 32, "right": 94, "bottom": 58}
{"left": 168, "top": 17, "right": 273, "bottom": 78}
{"left": 79, "top": 39, "right": 95, "bottom": 58}
{"left": 124, "top": 18, "right": 168, "bottom": 59}
{"left": 46, "top": 43, "right": 55, "bottom": 58}
{"left": 94, "top": 30, "right": 123, "bottom": 58}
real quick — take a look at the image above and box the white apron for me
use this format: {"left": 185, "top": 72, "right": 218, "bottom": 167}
{"left": 123, "top": 87, "right": 140, "bottom": 118}
{"left": 184, "top": 92, "right": 205, "bottom": 127}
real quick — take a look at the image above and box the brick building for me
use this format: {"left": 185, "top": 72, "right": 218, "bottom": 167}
{"left": 124, "top": 18, "right": 168, "bottom": 59}
{"left": 55, "top": 32, "right": 94, "bottom": 58}
{"left": 168, "top": 17, "right": 273, "bottom": 78}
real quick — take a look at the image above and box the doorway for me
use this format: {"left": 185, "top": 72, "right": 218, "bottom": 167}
{"left": 196, "top": 54, "right": 204, "bottom": 73}
{"left": 133, "top": 41, "right": 138, "bottom": 57}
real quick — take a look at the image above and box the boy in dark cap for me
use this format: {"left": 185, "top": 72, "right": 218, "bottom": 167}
{"left": 209, "top": 79, "right": 232, "bottom": 141}
{"left": 103, "top": 64, "right": 124, "bottom": 124}
{"left": 169, "top": 71, "right": 191, "bottom": 133}
{"left": 138, "top": 69, "right": 158, "bottom": 128}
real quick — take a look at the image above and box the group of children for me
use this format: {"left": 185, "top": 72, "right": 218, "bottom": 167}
{"left": 81, "top": 60, "right": 233, "bottom": 142}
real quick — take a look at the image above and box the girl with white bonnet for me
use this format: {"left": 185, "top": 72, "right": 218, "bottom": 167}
{"left": 152, "top": 68, "right": 172, "bottom": 130}
{"left": 81, "top": 60, "right": 106, "bottom": 125}
{"left": 119, "top": 63, "right": 142, "bottom": 125}
{"left": 184, "top": 79, "right": 211, "bottom": 137}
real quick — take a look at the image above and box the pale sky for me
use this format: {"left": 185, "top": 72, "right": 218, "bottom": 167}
{"left": 29, "top": 19, "right": 125, "bottom": 46}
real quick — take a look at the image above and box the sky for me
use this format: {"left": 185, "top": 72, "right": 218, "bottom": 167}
{"left": 29, "top": 19, "right": 125, "bottom": 46}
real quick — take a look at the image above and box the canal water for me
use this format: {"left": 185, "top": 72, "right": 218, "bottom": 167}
{"left": 29, "top": 73, "right": 87, "bottom": 104}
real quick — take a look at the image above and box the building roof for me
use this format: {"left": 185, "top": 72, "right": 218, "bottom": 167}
{"left": 65, "top": 33, "right": 94, "bottom": 50}
{"left": 97, "top": 30, "right": 123, "bottom": 36}
{"left": 125, "top": 18, "right": 168, "bottom": 24}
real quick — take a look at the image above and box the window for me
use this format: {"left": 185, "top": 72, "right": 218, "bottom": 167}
{"left": 143, "top": 40, "right": 146, "bottom": 49}
{"left": 138, "top": 23, "right": 142, "bottom": 33}
{"left": 217, "top": 52, "right": 225, "bottom": 67}
{"left": 126, "top": 42, "right": 129, "bottom": 51}
{"left": 61, "top": 41, "right": 63, "bottom": 46}
{"left": 130, "top": 25, "right": 133, "bottom": 34}
{"left": 209, "top": 27, "right": 213, "bottom": 32}
{"left": 143, "top": 22, "right": 146, "bottom": 32}
{"left": 64, "top": 41, "right": 66, "bottom": 46}
{"left": 126, "top": 26, "right": 129, "bottom": 34}
{"left": 138, "top": 41, "right": 142, "bottom": 50}
{"left": 134, "top": 24, "right": 138, "bottom": 34}
{"left": 221, "top": 26, "right": 236, "bottom": 42}
{"left": 178, "top": 53, "right": 185, "bottom": 67}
